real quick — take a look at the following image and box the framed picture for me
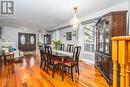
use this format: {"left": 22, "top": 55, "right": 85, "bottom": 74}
{"left": 66, "top": 32, "right": 72, "bottom": 41}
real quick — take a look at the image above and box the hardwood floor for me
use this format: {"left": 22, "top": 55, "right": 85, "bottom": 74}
{"left": 0, "top": 52, "right": 109, "bottom": 87}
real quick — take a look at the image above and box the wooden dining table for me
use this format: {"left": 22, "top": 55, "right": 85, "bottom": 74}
{"left": 1, "top": 52, "right": 14, "bottom": 64}
{"left": 52, "top": 50, "right": 73, "bottom": 57}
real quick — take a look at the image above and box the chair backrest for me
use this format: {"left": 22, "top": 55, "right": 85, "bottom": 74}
{"left": 45, "top": 45, "right": 52, "bottom": 58}
{"left": 40, "top": 48, "right": 45, "bottom": 58}
{"left": 67, "top": 44, "right": 74, "bottom": 52}
{"left": 60, "top": 44, "right": 64, "bottom": 51}
{"left": 72, "top": 46, "right": 81, "bottom": 62}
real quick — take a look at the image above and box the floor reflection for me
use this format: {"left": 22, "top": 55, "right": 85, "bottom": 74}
{"left": 0, "top": 53, "right": 109, "bottom": 87}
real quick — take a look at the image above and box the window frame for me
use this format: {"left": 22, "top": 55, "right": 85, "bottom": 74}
{"left": 82, "top": 19, "right": 98, "bottom": 53}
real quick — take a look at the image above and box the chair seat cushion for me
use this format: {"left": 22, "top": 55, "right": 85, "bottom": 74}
{"left": 53, "top": 59, "right": 60, "bottom": 64}
{"left": 53, "top": 56, "right": 62, "bottom": 64}
{"left": 64, "top": 60, "right": 77, "bottom": 67}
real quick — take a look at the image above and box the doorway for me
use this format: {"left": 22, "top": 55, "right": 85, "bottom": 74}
{"left": 18, "top": 33, "right": 36, "bottom": 51}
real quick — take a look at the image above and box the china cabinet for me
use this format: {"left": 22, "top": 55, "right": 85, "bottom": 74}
{"left": 95, "top": 11, "right": 127, "bottom": 84}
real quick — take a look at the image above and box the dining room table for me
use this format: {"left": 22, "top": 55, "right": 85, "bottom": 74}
{"left": 52, "top": 49, "right": 73, "bottom": 57}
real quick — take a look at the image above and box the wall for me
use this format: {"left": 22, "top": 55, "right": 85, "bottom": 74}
{"left": 3, "top": 26, "right": 38, "bottom": 50}
{"left": 59, "top": 27, "right": 79, "bottom": 47}
{"left": 0, "top": 23, "right": 3, "bottom": 49}
{"left": 37, "top": 30, "right": 47, "bottom": 44}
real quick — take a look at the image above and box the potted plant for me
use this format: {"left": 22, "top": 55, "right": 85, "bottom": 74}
{"left": 53, "top": 40, "right": 61, "bottom": 50}
{"left": 37, "top": 42, "right": 43, "bottom": 49}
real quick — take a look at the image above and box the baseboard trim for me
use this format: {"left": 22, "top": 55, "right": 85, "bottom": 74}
{"left": 80, "top": 58, "right": 94, "bottom": 65}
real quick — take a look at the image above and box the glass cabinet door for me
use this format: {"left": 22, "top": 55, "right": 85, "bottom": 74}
{"left": 96, "top": 29, "right": 99, "bottom": 50}
{"left": 104, "top": 18, "right": 110, "bottom": 54}
{"left": 99, "top": 25, "right": 104, "bottom": 52}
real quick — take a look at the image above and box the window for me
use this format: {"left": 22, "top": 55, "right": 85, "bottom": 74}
{"left": 83, "top": 22, "right": 96, "bottom": 52}
{"left": 49, "top": 31, "right": 56, "bottom": 42}
{"left": 38, "top": 33, "right": 43, "bottom": 43}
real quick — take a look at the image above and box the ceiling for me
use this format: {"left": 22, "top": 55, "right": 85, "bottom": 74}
{"left": 0, "top": 0, "right": 127, "bottom": 31}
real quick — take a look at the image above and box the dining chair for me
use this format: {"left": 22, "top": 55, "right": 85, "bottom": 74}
{"left": 40, "top": 48, "right": 47, "bottom": 70}
{"left": 62, "top": 46, "right": 81, "bottom": 81}
{"left": 67, "top": 44, "right": 74, "bottom": 52}
{"left": 45, "top": 46, "right": 62, "bottom": 77}
{"left": 60, "top": 44, "right": 64, "bottom": 51}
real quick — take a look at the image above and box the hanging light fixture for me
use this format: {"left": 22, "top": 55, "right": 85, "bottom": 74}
{"left": 70, "top": 7, "right": 81, "bottom": 30}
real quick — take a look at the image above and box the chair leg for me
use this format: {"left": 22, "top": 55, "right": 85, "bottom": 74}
{"left": 75, "top": 66, "right": 77, "bottom": 73}
{"left": 71, "top": 67, "right": 74, "bottom": 81}
{"left": 68, "top": 67, "right": 70, "bottom": 74}
{"left": 59, "top": 64, "right": 61, "bottom": 75}
{"left": 52, "top": 65, "right": 54, "bottom": 78}
{"left": 43, "top": 61, "right": 46, "bottom": 70}
{"left": 57, "top": 64, "right": 60, "bottom": 71}
{"left": 62, "top": 65, "right": 64, "bottom": 81}
{"left": 40, "top": 59, "right": 43, "bottom": 68}
{"left": 46, "top": 61, "right": 49, "bottom": 73}
{"left": 77, "top": 65, "right": 80, "bottom": 75}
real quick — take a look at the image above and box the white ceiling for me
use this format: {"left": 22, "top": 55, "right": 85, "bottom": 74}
{"left": 0, "top": 0, "right": 127, "bottom": 31}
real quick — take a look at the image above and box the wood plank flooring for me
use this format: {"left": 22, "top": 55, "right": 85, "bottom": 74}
{"left": 0, "top": 52, "right": 110, "bottom": 87}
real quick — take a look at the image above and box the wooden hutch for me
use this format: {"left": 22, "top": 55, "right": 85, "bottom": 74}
{"left": 95, "top": 11, "right": 127, "bottom": 84}
{"left": 44, "top": 34, "right": 51, "bottom": 45}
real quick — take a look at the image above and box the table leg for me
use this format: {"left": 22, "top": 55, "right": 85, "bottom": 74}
{"left": 62, "top": 57, "right": 64, "bottom": 81}
{"left": 62, "top": 63, "right": 64, "bottom": 81}
{"left": 4, "top": 56, "right": 6, "bottom": 64}
{"left": 12, "top": 54, "right": 14, "bottom": 62}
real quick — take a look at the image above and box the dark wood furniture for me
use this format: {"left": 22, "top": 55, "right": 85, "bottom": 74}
{"left": 2, "top": 52, "right": 14, "bottom": 64}
{"left": 62, "top": 46, "right": 81, "bottom": 81}
{"left": 0, "top": 26, "right": 2, "bottom": 38}
{"left": 18, "top": 33, "right": 36, "bottom": 51}
{"left": 44, "top": 34, "right": 51, "bottom": 45}
{"left": 40, "top": 49, "right": 47, "bottom": 70}
{"left": 41, "top": 45, "right": 81, "bottom": 81}
{"left": 60, "top": 44, "right": 64, "bottom": 51}
{"left": 45, "top": 46, "right": 62, "bottom": 77}
{"left": 67, "top": 44, "right": 74, "bottom": 52}
{"left": 95, "top": 11, "right": 127, "bottom": 84}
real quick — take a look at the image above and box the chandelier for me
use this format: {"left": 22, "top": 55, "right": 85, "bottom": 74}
{"left": 70, "top": 7, "right": 81, "bottom": 30}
